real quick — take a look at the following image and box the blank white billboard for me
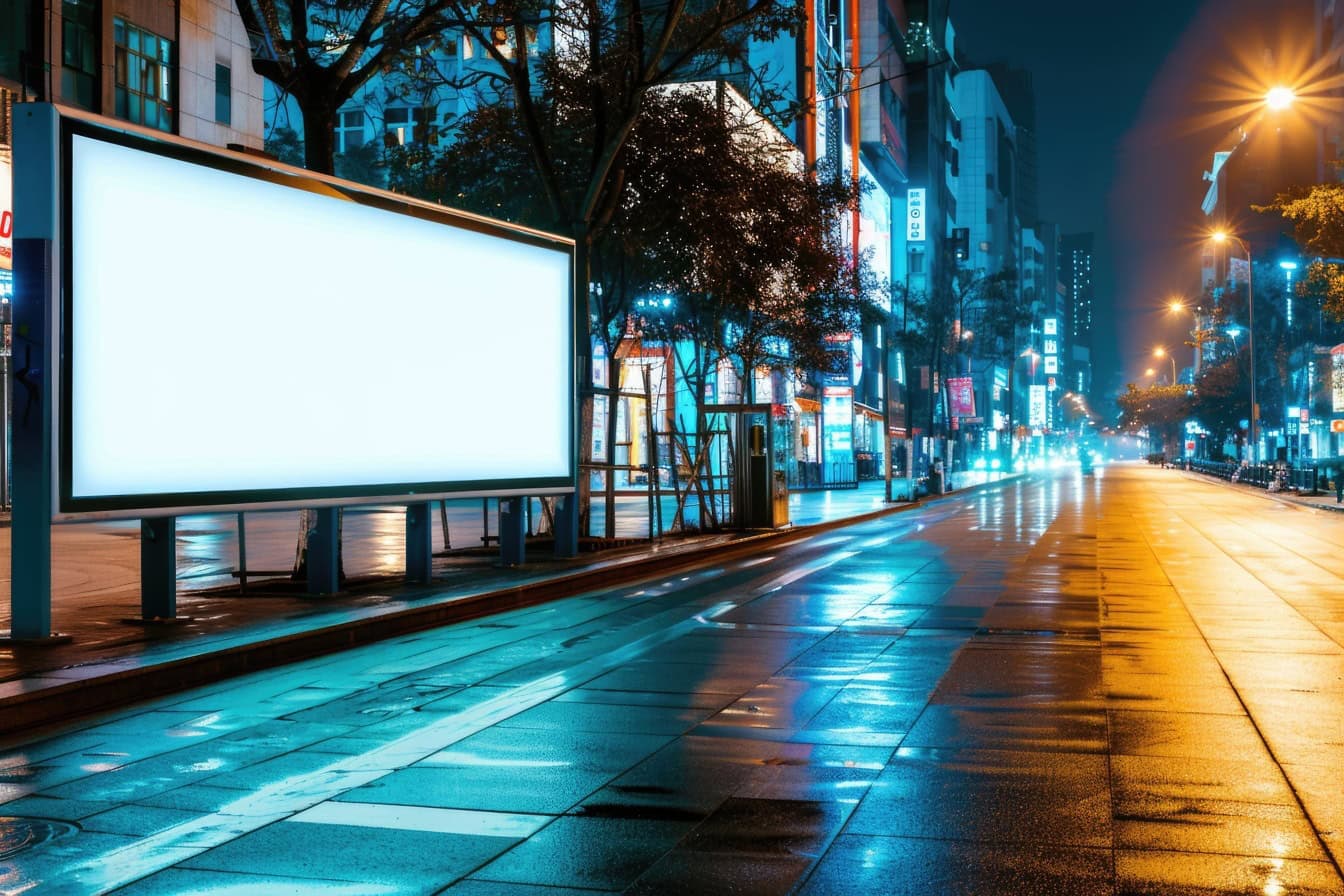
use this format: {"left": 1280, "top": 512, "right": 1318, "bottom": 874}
{"left": 63, "top": 129, "right": 572, "bottom": 515}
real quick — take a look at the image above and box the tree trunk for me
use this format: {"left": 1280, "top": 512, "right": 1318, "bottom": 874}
{"left": 301, "top": 99, "right": 340, "bottom": 175}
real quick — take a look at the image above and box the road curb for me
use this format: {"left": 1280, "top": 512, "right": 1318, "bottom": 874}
{"left": 1, "top": 481, "right": 1034, "bottom": 736}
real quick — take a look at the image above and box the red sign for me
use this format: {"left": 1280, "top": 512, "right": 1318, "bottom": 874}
{"left": 947, "top": 376, "right": 975, "bottom": 417}
{"left": 1332, "top": 419, "right": 1344, "bottom": 434}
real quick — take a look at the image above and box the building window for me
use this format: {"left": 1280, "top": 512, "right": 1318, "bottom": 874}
{"left": 214, "top": 63, "right": 231, "bottom": 124}
{"left": 114, "top": 19, "right": 174, "bottom": 132}
{"left": 336, "top": 110, "right": 365, "bottom": 152}
{"left": 61, "top": 0, "right": 98, "bottom": 110}
{"left": 383, "top": 106, "right": 434, "bottom": 146}
{"left": 909, "top": 250, "right": 925, "bottom": 275}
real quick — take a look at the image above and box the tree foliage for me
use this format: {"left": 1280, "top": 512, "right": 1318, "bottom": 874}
{"left": 1262, "top": 183, "right": 1344, "bottom": 322}
{"left": 432, "top": 83, "right": 872, "bottom": 395}
{"left": 1117, "top": 383, "right": 1191, "bottom": 453}
{"left": 1189, "top": 355, "right": 1247, "bottom": 451}
{"left": 235, "top": 0, "right": 464, "bottom": 173}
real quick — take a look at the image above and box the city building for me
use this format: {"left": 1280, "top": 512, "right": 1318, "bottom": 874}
{"left": 1060, "top": 231, "right": 1094, "bottom": 397}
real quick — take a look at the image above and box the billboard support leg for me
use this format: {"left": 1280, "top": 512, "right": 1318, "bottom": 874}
{"left": 135, "top": 517, "right": 187, "bottom": 622}
{"left": 499, "top": 497, "right": 526, "bottom": 566}
{"left": 308, "top": 508, "right": 340, "bottom": 595}
{"left": 553, "top": 492, "right": 578, "bottom": 558}
{"left": 3, "top": 238, "right": 66, "bottom": 645}
{"left": 406, "top": 502, "right": 433, "bottom": 584}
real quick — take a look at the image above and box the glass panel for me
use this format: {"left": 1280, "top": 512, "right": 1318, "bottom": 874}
{"left": 128, "top": 27, "right": 139, "bottom": 53}
{"left": 115, "top": 47, "right": 126, "bottom": 85}
{"left": 115, "top": 87, "right": 127, "bottom": 118}
{"left": 159, "top": 40, "right": 171, "bottom": 64}
{"left": 143, "top": 61, "right": 155, "bottom": 95}
{"left": 128, "top": 92, "right": 140, "bottom": 122}
{"left": 161, "top": 67, "right": 171, "bottom": 102}
{"left": 114, "top": 18, "right": 124, "bottom": 45}
{"left": 142, "top": 34, "right": 156, "bottom": 58}
{"left": 62, "top": 22, "right": 77, "bottom": 66}
{"left": 143, "top": 100, "right": 157, "bottom": 130}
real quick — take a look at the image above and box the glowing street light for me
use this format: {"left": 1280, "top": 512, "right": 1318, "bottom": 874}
{"left": 1150, "top": 346, "right": 1171, "bottom": 384}
{"left": 1265, "top": 85, "right": 1296, "bottom": 110}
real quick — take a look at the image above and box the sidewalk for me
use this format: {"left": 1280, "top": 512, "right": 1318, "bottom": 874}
{"left": 0, "top": 476, "right": 1012, "bottom": 734}
{"left": 1180, "top": 466, "right": 1344, "bottom": 513}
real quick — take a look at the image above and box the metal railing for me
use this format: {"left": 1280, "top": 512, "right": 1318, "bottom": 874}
{"left": 1188, "top": 459, "right": 1318, "bottom": 493}
{"left": 788, "top": 461, "right": 858, "bottom": 490}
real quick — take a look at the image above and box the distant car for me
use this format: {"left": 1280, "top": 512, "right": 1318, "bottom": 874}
{"left": 1079, "top": 452, "right": 1096, "bottom": 475}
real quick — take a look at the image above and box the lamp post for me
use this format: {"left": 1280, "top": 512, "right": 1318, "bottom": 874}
{"left": 1005, "top": 347, "right": 1037, "bottom": 468}
{"left": 1168, "top": 299, "right": 1206, "bottom": 373}
{"left": 1212, "top": 230, "right": 1255, "bottom": 461}
{"left": 1153, "top": 347, "right": 1177, "bottom": 385}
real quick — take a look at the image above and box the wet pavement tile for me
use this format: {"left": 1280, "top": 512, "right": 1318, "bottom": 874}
{"left": 580, "top": 661, "right": 767, "bottom": 695}
{"left": 902, "top": 703, "right": 1109, "bottom": 753}
{"left": 79, "top": 803, "right": 203, "bottom": 838}
{"left": 0, "top": 793, "right": 117, "bottom": 820}
{"left": 1108, "top": 710, "right": 1274, "bottom": 761}
{"left": 1101, "top": 675, "right": 1245, "bottom": 715}
{"left": 1114, "top": 804, "right": 1327, "bottom": 861}
{"left": 1115, "top": 848, "right": 1344, "bottom": 895}
{"left": 336, "top": 762, "right": 608, "bottom": 815}
{"left": 1110, "top": 754, "right": 1297, "bottom": 809}
{"left": 496, "top": 698, "right": 714, "bottom": 736}
{"left": 469, "top": 815, "right": 696, "bottom": 890}
{"left": 551, "top": 687, "right": 733, "bottom": 711}
{"left": 106, "top": 866, "right": 404, "bottom": 895}
{"left": 802, "top": 683, "right": 931, "bottom": 735}
{"left": 796, "top": 834, "right": 1113, "bottom": 895}
{"left": 932, "top": 641, "right": 1101, "bottom": 705}
{"left": 844, "top": 747, "right": 1112, "bottom": 848}
{"left": 174, "top": 819, "right": 510, "bottom": 893}
{"left": 441, "top": 882, "right": 609, "bottom": 896}
{"left": 701, "top": 678, "right": 843, "bottom": 730}
{"left": 625, "top": 847, "right": 814, "bottom": 896}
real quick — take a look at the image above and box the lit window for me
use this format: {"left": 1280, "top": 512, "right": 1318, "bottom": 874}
{"left": 115, "top": 18, "right": 174, "bottom": 132}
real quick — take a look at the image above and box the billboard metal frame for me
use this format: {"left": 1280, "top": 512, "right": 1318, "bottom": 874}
{"left": 45, "top": 108, "right": 575, "bottom": 520}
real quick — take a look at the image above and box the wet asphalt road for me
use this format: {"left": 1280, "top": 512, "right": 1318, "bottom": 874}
{"left": 1, "top": 463, "right": 1342, "bottom": 894}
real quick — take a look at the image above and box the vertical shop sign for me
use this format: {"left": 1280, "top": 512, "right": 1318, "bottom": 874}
{"left": 1332, "top": 345, "right": 1344, "bottom": 413}
{"left": 1029, "top": 384, "right": 1047, "bottom": 427}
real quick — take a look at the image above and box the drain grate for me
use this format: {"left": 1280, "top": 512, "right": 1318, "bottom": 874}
{"left": 0, "top": 817, "right": 79, "bottom": 859}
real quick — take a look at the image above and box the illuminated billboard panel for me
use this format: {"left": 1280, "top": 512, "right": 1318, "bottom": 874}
{"left": 61, "top": 123, "right": 573, "bottom": 517}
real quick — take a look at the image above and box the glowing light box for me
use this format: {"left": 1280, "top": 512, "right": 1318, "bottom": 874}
{"left": 59, "top": 124, "right": 573, "bottom": 517}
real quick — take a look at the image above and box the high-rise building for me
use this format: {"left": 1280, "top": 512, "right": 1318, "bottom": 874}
{"left": 1060, "top": 232, "right": 1094, "bottom": 396}
{"left": 951, "top": 69, "right": 1017, "bottom": 277}
{"left": 984, "top": 63, "right": 1037, "bottom": 229}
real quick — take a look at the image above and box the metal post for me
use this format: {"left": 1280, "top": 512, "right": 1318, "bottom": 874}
{"left": 138, "top": 517, "right": 180, "bottom": 621}
{"left": 406, "top": 502, "right": 433, "bottom": 584}
{"left": 236, "top": 512, "right": 248, "bottom": 594}
{"left": 1245, "top": 240, "right": 1258, "bottom": 464}
{"left": 307, "top": 507, "right": 340, "bottom": 595}
{"left": 5, "top": 105, "right": 62, "bottom": 644}
{"left": 499, "top": 496, "right": 526, "bottom": 566}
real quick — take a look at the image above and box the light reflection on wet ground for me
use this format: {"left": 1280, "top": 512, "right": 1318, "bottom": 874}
{"left": 0, "top": 464, "right": 1341, "bottom": 894}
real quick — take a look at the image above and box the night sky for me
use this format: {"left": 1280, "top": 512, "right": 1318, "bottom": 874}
{"left": 951, "top": 0, "right": 1310, "bottom": 410}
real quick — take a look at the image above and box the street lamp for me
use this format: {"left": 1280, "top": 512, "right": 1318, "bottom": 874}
{"left": 1168, "top": 299, "right": 1206, "bottom": 373}
{"left": 1153, "top": 347, "right": 1177, "bottom": 384}
{"left": 1211, "top": 229, "right": 1256, "bottom": 461}
{"left": 1005, "top": 347, "right": 1038, "bottom": 467}
{"left": 1265, "top": 85, "right": 1296, "bottom": 111}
